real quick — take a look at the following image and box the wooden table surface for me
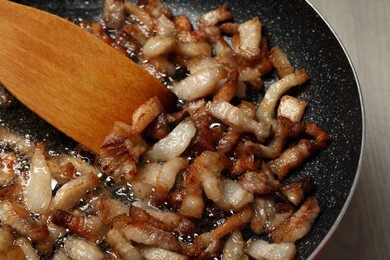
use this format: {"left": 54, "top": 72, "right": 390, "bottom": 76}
{"left": 308, "top": 0, "right": 390, "bottom": 259}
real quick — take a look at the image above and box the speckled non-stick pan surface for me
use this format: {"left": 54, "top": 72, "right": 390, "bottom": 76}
{"left": 4, "top": 0, "right": 365, "bottom": 258}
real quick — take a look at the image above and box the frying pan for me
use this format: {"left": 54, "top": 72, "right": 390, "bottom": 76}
{"left": 3, "top": 0, "right": 365, "bottom": 259}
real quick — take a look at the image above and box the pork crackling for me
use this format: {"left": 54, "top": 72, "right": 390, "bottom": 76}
{"left": 0, "top": 0, "right": 332, "bottom": 259}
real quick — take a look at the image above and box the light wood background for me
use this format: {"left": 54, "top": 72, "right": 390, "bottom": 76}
{"left": 308, "top": 0, "right": 390, "bottom": 259}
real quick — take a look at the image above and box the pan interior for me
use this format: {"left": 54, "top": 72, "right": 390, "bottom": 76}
{"left": 3, "top": 0, "right": 364, "bottom": 259}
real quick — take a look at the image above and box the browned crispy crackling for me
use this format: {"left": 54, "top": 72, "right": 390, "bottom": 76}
{"left": 197, "top": 4, "right": 233, "bottom": 28}
{"left": 0, "top": 201, "right": 49, "bottom": 241}
{"left": 281, "top": 176, "right": 315, "bottom": 206}
{"left": 106, "top": 228, "right": 143, "bottom": 260}
{"left": 194, "top": 207, "right": 254, "bottom": 249}
{"left": 113, "top": 214, "right": 181, "bottom": 251}
{"left": 270, "top": 46, "right": 294, "bottom": 78}
{"left": 246, "top": 239, "right": 296, "bottom": 260}
{"left": 52, "top": 210, "right": 109, "bottom": 243}
{"left": 256, "top": 70, "right": 310, "bottom": 124}
{"left": 270, "top": 196, "right": 321, "bottom": 243}
{"left": 0, "top": 152, "right": 16, "bottom": 186}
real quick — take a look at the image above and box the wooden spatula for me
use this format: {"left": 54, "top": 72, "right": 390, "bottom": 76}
{"left": 0, "top": 0, "right": 176, "bottom": 154}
